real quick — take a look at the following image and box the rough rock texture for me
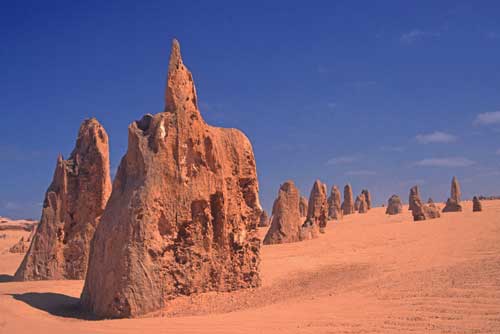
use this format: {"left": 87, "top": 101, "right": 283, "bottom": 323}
{"left": 361, "top": 189, "right": 372, "bottom": 210}
{"left": 327, "top": 185, "right": 343, "bottom": 220}
{"left": 442, "top": 176, "right": 463, "bottom": 212}
{"left": 341, "top": 184, "right": 355, "bottom": 215}
{"left": 15, "top": 119, "right": 111, "bottom": 281}
{"left": 386, "top": 195, "right": 403, "bottom": 215}
{"left": 473, "top": 196, "right": 482, "bottom": 212}
{"left": 358, "top": 194, "right": 368, "bottom": 214}
{"left": 408, "top": 186, "right": 421, "bottom": 212}
{"left": 81, "top": 40, "right": 262, "bottom": 318}
{"left": 409, "top": 186, "right": 440, "bottom": 221}
{"left": 263, "top": 181, "right": 305, "bottom": 245}
{"left": 258, "top": 210, "right": 269, "bottom": 227}
{"left": 306, "top": 180, "right": 328, "bottom": 232}
{"left": 299, "top": 196, "right": 308, "bottom": 218}
{"left": 9, "top": 237, "right": 29, "bottom": 253}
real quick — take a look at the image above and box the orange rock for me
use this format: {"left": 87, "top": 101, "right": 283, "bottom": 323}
{"left": 299, "top": 196, "right": 308, "bottom": 218}
{"left": 361, "top": 189, "right": 372, "bottom": 210}
{"left": 264, "top": 181, "right": 305, "bottom": 244}
{"left": 341, "top": 184, "right": 355, "bottom": 215}
{"left": 327, "top": 185, "right": 343, "bottom": 220}
{"left": 81, "top": 39, "right": 262, "bottom": 318}
{"left": 306, "top": 180, "right": 328, "bottom": 232}
{"left": 442, "top": 176, "right": 463, "bottom": 212}
{"left": 409, "top": 186, "right": 440, "bottom": 221}
{"left": 15, "top": 118, "right": 111, "bottom": 280}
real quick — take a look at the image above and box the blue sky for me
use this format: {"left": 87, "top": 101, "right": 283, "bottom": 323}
{"left": 1, "top": 1, "right": 500, "bottom": 219}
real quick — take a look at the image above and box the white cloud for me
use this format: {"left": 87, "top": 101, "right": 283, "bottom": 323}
{"left": 415, "top": 131, "right": 457, "bottom": 144}
{"left": 400, "top": 29, "right": 440, "bottom": 44}
{"left": 415, "top": 157, "right": 475, "bottom": 167}
{"left": 474, "top": 111, "right": 500, "bottom": 125}
{"left": 326, "top": 155, "right": 361, "bottom": 165}
{"left": 345, "top": 170, "right": 376, "bottom": 176}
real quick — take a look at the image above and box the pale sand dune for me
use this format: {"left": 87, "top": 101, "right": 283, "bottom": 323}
{"left": 1, "top": 200, "right": 499, "bottom": 333}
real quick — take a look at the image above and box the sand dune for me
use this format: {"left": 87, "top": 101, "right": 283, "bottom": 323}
{"left": 1, "top": 200, "right": 499, "bottom": 333}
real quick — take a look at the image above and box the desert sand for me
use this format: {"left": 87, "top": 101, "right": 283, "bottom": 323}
{"left": 1, "top": 200, "right": 500, "bottom": 333}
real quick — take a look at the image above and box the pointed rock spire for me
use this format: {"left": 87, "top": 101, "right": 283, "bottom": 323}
{"left": 164, "top": 39, "right": 199, "bottom": 117}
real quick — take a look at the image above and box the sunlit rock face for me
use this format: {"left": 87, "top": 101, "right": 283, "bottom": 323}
{"left": 81, "top": 39, "right": 262, "bottom": 318}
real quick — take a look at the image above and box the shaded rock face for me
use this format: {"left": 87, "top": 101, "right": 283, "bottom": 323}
{"left": 306, "top": 180, "right": 328, "bottom": 231}
{"left": 361, "top": 189, "right": 371, "bottom": 210}
{"left": 408, "top": 186, "right": 420, "bottom": 212}
{"left": 258, "top": 210, "right": 269, "bottom": 227}
{"left": 299, "top": 196, "right": 308, "bottom": 218}
{"left": 442, "top": 177, "right": 463, "bottom": 212}
{"left": 341, "top": 184, "right": 355, "bottom": 215}
{"left": 358, "top": 195, "right": 368, "bottom": 214}
{"left": 473, "top": 196, "right": 482, "bottom": 212}
{"left": 81, "top": 40, "right": 262, "bottom": 318}
{"left": 409, "top": 186, "right": 440, "bottom": 221}
{"left": 263, "top": 181, "right": 305, "bottom": 245}
{"left": 386, "top": 195, "right": 402, "bottom": 215}
{"left": 327, "top": 185, "right": 342, "bottom": 220}
{"left": 15, "top": 119, "right": 111, "bottom": 281}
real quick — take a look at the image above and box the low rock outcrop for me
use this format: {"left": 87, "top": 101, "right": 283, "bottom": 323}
{"left": 9, "top": 237, "right": 29, "bottom": 253}
{"left": 15, "top": 118, "right": 111, "bottom": 281}
{"left": 386, "top": 195, "right": 402, "bottom": 215}
{"left": 341, "top": 184, "right": 355, "bottom": 215}
{"left": 442, "top": 176, "right": 463, "bottom": 212}
{"left": 81, "top": 40, "right": 262, "bottom": 318}
{"left": 473, "top": 196, "right": 482, "bottom": 212}
{"left": 409, "top": 186, "right": 440, "bottom": 221}
{"left": 327, "top": 185, "right": 342, "bottom": 220}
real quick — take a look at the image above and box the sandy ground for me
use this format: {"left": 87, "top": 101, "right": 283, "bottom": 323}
{"left": 1, "top": 200, "right": 499, "bottom": 333}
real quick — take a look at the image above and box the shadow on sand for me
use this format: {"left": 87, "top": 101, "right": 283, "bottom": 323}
{"left": 0, "top": 275, "right": 13, "bottom": 282}
{"left": 11, "top": 292, "right": 98, "bottom": 320}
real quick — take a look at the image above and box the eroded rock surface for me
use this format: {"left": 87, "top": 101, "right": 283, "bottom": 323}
{"left": 386, "top": 195, "right": 402, "bottom": 215}
{"left": 361, "top": 189, "right": 372, "bottom": 210}
{"left": 299, "top": 196, "right": 308, "bottom": 218}
{"left": 442, "top": 176, "right": 463, "bottom": 212}
{"left": 263, "top": 181, "right": 303, "bottom": 245}
{"left": 409, "top": 186, "right": 440, "bottom": 221}
{"left": 258, "top": 210, "right": 269, "bottom": 227}
{"left": 341, "top": 184, "right": 355, "bottom": 215}
{"left": 327, "top": 185, "right": 342, "bottom": 220}
{"left": 81, "top": 40, "right": 262, "bottom": 318}
{"left": 15, "top": 119, "right": 111, "bottom": 280}
{"left": 306, "top": 180, "right": 328, "bottom": 232}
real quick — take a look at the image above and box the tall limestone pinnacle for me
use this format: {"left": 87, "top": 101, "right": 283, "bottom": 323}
{"left": 15, "top": 118, "right": 111, "bottom": 280}
{"left": 81, "top": 39, "right": 262, "bottom": 318}
{"left": 164, "top": 39, "right": 199, "bottom": 119}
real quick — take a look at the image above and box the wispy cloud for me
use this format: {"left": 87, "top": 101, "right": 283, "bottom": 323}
{"left": 415, "top": 157, "right": 475, "bottom": 167}
{"left": 415, "top": 131, "right": 457, "bottom": 144}
{"left": 326, "top": 155, "right": 361, "bottom": 166}
{"left": 400, "top": 29, "right": 440, "bottom": 44}
{"left": 474, "top": 111, "right": 500, "bottom": 125}
{"left": 345, "top": 170, "right": 376, "bottom": 176}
